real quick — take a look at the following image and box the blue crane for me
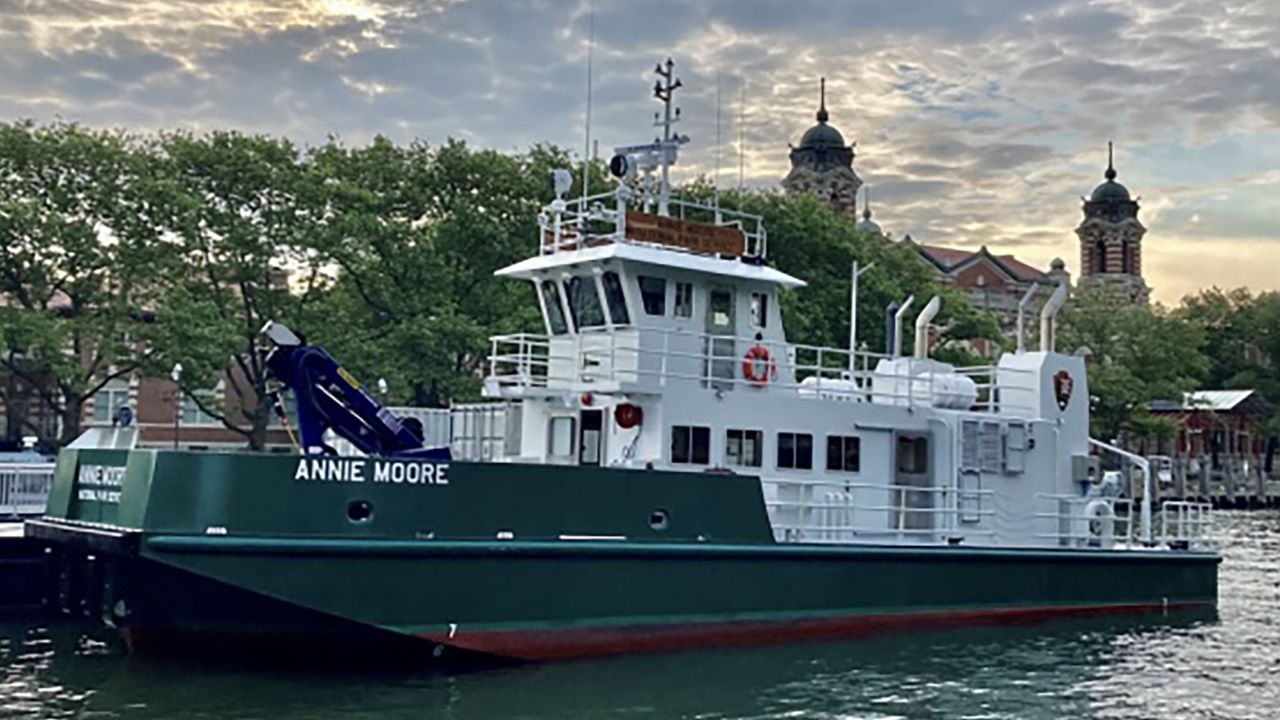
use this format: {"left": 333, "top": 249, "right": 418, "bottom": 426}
{"left": 261, "top": 322, "right": 450, "bottom": 460}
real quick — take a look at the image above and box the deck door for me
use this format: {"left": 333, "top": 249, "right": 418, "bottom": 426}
{"left": 893, "top": 434, "right": 935, "bottom": 532}
{"left": 704, "top": 287, "right": 736, "bottom": 391}
{"left": 579, "top": 409, "right": 604, "bottom": 466}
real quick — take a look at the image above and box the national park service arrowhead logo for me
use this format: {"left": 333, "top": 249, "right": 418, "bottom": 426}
{"left": 1053, "top": 370, "right": 1073, "bottom": 411}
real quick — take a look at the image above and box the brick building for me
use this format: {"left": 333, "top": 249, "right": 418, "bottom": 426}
{"left": 1075, "top": 143, "right": 1149, "bottom": 303}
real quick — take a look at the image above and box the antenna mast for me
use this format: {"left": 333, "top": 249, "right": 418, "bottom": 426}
{"left": 738, "top": 81, "right": 746, "bottom": 192}
{"left": 714, "top": 74, "right": 722, "bottom": 210}
{"left": 581, "top": 1, "right": 595, "bottom": 205}
{"left": 652, "top": 58, "right": 684, "bottom": 216}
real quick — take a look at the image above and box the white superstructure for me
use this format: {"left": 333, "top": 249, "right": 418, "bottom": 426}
{"left": 482, "top": 62, "right": 1211, "bottom": 552}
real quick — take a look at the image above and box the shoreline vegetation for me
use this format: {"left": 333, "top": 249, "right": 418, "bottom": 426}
{"left": 1, "top": 121, "right": 1275, "bottom": 450}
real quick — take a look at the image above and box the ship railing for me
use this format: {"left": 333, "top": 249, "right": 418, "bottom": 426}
{"left": 1156, "top": 500, "right": 1215, "bottom": 548}
{"left": 538, "top": 190, "right": 768, "bottom": 259}
{"left": 487, "top": 327, "right": 1035, "bottom": 414}
{"left": 1033, "top": 493, "right": 1137, "bottom": 549}
{"left": 762, "top": 477, "right": 997, "bottom": 544}
{"left": 0, "top": 462, "right": 55, "bottom": 518}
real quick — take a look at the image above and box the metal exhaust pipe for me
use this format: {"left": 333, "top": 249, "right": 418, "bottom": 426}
{"left": 914, "top": 296, "right": 941, "bottom": 359}
{"left": 892, "top": 295, "right": 914, "bottom": 358}
{"left": 1015, "top": 282, "right": 1039, "bottom": 354}
{"left": 1039, "top": 282, "right": 1069, "bottom": 352}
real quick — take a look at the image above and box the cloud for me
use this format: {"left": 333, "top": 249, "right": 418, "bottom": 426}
{"left": 0, "top": 0, "right": 1277, "bottom": 303}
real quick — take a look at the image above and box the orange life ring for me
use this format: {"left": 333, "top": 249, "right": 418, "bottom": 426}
{"left": 742, "top": 345, "right": 775, "bottom": 386}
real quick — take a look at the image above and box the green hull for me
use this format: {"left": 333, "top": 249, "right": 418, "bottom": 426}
{"left": 28, "top": 449, "right": 1220, "bottom": 661}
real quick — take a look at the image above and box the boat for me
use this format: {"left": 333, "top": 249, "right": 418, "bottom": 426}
{"left": 26, "top": 61, "right": 1218, "bottom": 663}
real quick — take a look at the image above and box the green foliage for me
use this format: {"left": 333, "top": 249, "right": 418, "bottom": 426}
{"left": 301, "top": 139, "right": 595, "bottom": 404}
{"left": 1057, "top": 288, "right": 1209, "bottom": 441}
{"left": 138, "top": 131, "right": 329, "bottom": 448}
{"left": 0, "top": 121, "right": 167, "bottom": 443}
{"left": 1, "top": 120, "right": 1271, "bottom": 457}
{"left": 729, "top": 191, "right": 998, "bottom": 355}
{"left": 1176, "top": 287, "right": 1280, "bottom": 433}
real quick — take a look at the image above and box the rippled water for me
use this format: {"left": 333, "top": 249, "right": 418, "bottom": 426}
{"left": 3, "top": 511, "right": 1277, "bottom": 720}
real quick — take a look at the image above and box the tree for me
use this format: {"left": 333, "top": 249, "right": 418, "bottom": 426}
{"left": 1177, "top": 286, "right": 1280, "bottom": 434}
{"left": 732, "top": 191, "right": 999, "bottom": 359}
{"left": 0, "top": 122, "right": 168, "bottom": 445}
{"left": 304, "top": 139, "right": 607, "bottom": 404}
{"left": 145, "top": 131, "right": 327, "bottom": 450}
{"left": 1058, "top": 289, "right": 1208, "bottom": 441}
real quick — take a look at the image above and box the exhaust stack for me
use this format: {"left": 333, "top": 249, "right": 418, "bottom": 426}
{"left": 914, "top": 296, "right": 941, "bottom": 359}
{"left": 1015, "top": 282, "right": 1040, "bottom": 354}
{"left": 892, "top": 296, "right": 915, "bottom": 358}
{"left": 1039, "top": 282, "right": 1069, "bottom": 352}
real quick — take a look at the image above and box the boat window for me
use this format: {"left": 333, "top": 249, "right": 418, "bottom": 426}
{"left": 671, "top": 425, "right": 711, "bottom": 465}
{"left": 601, "top": 271, "right": 630, "bottom": 325}
{"left": 564, "top": 275, "right": 606, "bottom": 329}
{"left": 548, "top": 416, "right": 576, "bottom": 458}
{"left": 777, "top": 432, "right": 813, "bottom": 470}
{"left": 897, "top": 436, "right": 929, "bottom": 474}
{"left": 826, "top": 435, "right": 861, "bottom": 473}
{"left": 674, "top": 282, "right": 694, "bottom": 318}
{"left": 725, "top": 429, "right": 763, "bottom": 467}
{"left": 709, "top": 288, "right": 733, "bottom": 327}
{"left": 638, "top": 275, "right": 666, "bottom": 316}
{"left": 750, "top": 292, "right": 769, "bottom": 328}
{"left": 540, "top": 280, "right": 569, "bottom": 334}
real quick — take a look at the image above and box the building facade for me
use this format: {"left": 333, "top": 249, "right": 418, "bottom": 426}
{"left": 911, "top": 241, "right": 1068, "bottom": 343}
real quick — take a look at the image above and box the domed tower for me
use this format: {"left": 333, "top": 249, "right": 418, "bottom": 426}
{"left": 782, "top": 78, "right": 862, "bottom": 215}
{"left": 855, "top": 187, "right": 883, "bottom": 236}
{"left": 1076, "top": 143, "right": 1149, "bottom": 303}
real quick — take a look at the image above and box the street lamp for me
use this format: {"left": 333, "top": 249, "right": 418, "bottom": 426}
{"left": 377, "top": 377, "right": 389, "bottom": 401}
{"left": 171, "top": 362, "right": 183, "bottom": 450}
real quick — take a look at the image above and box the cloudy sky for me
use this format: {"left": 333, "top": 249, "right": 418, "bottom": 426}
{"left": 2, "top": 0, "right": 1278, "bottom": 304}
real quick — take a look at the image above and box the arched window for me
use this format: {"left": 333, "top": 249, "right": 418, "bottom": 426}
{"left": 1094, "top": 238, "right": 1107, "bottom": 274}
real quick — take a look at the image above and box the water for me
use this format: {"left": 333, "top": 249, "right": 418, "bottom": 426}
{"left": 3, "top": 511, "right": 1277, "bottom": 720}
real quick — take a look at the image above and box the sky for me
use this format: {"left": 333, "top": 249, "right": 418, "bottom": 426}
{"left": 2, "top": 0, "right": 1278, "bottom": 305}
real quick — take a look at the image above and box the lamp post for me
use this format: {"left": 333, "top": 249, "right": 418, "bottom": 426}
{"left": 171, "top": 362, "right": 183, "bottom": 450}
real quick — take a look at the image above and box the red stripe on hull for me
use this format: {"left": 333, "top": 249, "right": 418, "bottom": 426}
{"left": 419, "top": 602, "right": 1215, "bottom": 661}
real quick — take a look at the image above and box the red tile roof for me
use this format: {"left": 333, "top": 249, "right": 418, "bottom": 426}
{"left": 917, "top": 244, "right": 1049, "bottom": 283}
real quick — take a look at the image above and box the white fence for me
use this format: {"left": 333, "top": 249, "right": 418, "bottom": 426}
{"left": 0, "top": 463, "right": 55, "bottom": 517}
{"left": 328, "top": 404, "right": 521, "bottom": 462}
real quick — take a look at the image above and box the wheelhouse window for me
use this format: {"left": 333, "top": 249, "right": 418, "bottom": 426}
{"left": 826, "top": 435, "right": 861, "bottom": 472}
{"left": 726, "top": 429, "right": 763, "bottom": 467}
{"left": 638, "top": 275, "right": 666, "bottom": 316}
{"left": 671, "top": 425, "right": 711, "bottom": 465}
{"left": 674, "top": 282, "right": 694, "bottom": 318}
{"left": 540, "top": 280, "right": 569, "bottom": 334}
{"left": 777, "top": 432, "right": 813, "bottom": 470}
{"left": 750, "top": 291, "right": 769, "bottom": 328}
{"left": 564, "top": 275, "right": 605, "bottom": 329}
{"left": 601, "top": 271, "right": 630, "bottom": 325}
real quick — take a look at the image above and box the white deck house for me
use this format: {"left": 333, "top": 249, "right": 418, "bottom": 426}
{"left": 481, "top": 68, "right": 1210, "bottom": 552}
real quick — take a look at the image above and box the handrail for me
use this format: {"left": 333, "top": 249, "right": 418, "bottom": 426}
{"left": 488, "top": 327, "right": 1038, "bottom": 413}
{"left": 488, "top": 326, "right": 1039, "bottom": 415}
{"left": 0, "top": 462, "right": 55, "bottom": 518}
{"left": 1089, "top": 438, "right": 1153, "bottom": 545}
{"left": 540, "top": 190, "right": 769, "bottom": 258}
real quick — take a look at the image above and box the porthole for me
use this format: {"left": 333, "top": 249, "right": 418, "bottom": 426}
{"left": 649, "top": 508, "right": 670, "bottom": 531}
{"left": 347, "top": 500, "right": 374, "bottom": 524}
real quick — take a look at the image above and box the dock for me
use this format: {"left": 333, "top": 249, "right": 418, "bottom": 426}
{"left": 1, "top": 522, "right": 46, "bottom": 610}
